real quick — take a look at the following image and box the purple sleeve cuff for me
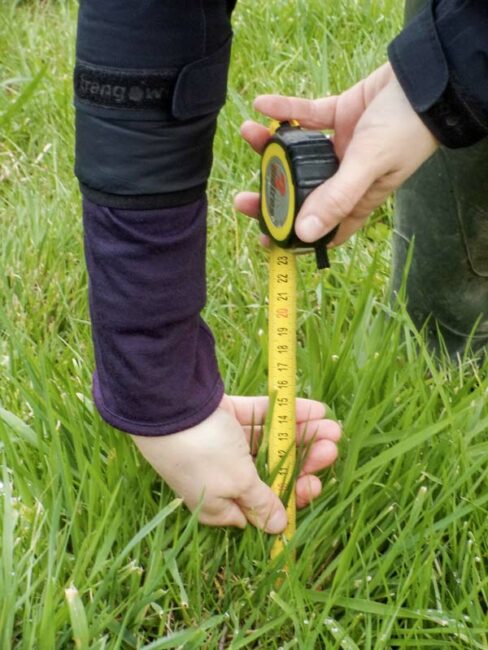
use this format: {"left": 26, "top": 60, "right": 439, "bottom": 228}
{"left": 82, "top": 196, "right": 224, "bottom": 436}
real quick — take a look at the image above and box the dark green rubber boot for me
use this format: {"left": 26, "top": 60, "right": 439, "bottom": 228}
{"left": 391, "top": 0, "right": 488, "bottom": 357}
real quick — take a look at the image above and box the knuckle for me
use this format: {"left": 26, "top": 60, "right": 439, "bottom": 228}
{"left": 198, "top": 511, "right": 219, "bottom": 526}
{"left": 233, "top": 458, "right": 259, "bottom": 492}
{"left": 310, "top": 99, "right": 325, "bottom": 125}
{"left": 246, "top": 489, "right": 273, "bottom": 516}
{"left": 332, "top": 421, "right": 342, "bottom": 441}
{"left": 199, "top": 505, "right": 245, "bottom": 529}
{"left": 236, "top": 471, "right": 257, "bottom": 495}
{"left": 324, "top": 184, "right": 356, "bottom": 218}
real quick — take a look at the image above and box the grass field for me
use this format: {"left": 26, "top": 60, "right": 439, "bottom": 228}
{"left": 1, "top": 1, "right": 488, "bottom": 648}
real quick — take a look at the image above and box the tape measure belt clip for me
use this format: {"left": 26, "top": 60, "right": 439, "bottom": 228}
{"left": 259, "top": 123, "right": 339, "bottom": 269}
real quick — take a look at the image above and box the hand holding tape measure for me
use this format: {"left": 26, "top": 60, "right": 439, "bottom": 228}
{"left": 260, "top": 121, "right": 338, "bottom": 559}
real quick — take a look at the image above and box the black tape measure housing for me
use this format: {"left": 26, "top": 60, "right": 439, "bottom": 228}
{"left": 260, "top": 123, "right": 339, "bottom": 269}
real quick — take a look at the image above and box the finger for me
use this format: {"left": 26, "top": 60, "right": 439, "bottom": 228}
{"left": 254, "top": 94, "right": 339, "bottom": 130}
{"left": 296, "top": 398, "right": 327, "bottom": 422}
{"left": 242, "top": 424, "right": 264, "bottom": 455}
{"left": 297, "top": 418, "right": 341, "bottom": 444}
{"left": 199, "top": 499, "right": 248, "bottom": 529}
{"left": 295, "top": 144, "right": 380, "bottom": 242}
{"left": 296, "top": 474, "right": 322, "bottom": 509}
{"left": 236, "top": 477, "right": 287, "bottom": 533}
{"left": 234, "top": 191, "right": 260, "bottom": 219}
{"left": 328, "top": 214, "right": 368, "bottom": 247}
{"left": 222, "top": 395, "right": 269, "bottom": 426}
{"left": 326, "top": 176, "right": 399, "bottom": 247}
{"left": 243, "top": 418, "right": 340, "bottom": 455}
{"left": 240, "top": 120, "right": 272, "bottom": 154}
{"left": 233, "top": 195, "right": 272, "bottom": 245}
{"left": 225, "top": 395, "right": 326, "bottom": 427}
{"left": 299, "top": 439, "right": 339, "bottom": 474}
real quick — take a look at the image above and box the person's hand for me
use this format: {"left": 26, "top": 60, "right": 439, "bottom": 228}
{"left": 235, "top": 62, "right": 438, "bottom": 246}
{"left": 130, "top": 395, "right": 341, "bottom": 532}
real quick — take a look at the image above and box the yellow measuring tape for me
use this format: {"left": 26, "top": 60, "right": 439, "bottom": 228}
{"left": 268, "top": 245, "right": 297, "bottom": 559}
{"left": 260, "top": 122, "right": 339, "bottom": 559}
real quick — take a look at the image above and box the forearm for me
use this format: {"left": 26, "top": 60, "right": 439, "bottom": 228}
{"left": 83, "top": 197, "right": 224, "bottom": 436}
{"left": 75, "top": 0, "right": 232, "bottom": 435}
{"left": 388, "top": 0, "right": 488, "bottom": 148}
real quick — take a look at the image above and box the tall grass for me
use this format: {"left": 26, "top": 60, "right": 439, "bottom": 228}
{"left": 1, "top": 0, "right": 487, "bottom": 648}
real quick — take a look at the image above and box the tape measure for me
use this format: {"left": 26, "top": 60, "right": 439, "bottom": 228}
{"left": 261, "top": 122, "right": 338, "bottom": 558}
{"left": 260, "top": 121, "right": 339, "bottom": 269}
{"left": 268, "top": 246, "right": 297, "bottom": 560}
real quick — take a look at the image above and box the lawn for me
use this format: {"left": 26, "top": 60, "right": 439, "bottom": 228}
{"left": 1, "top": 1, "right": 487, "bottom": 648}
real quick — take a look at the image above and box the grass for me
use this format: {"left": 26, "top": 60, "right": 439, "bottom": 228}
{"left": 1, "top": 0, "right": 487, "bottom": 648}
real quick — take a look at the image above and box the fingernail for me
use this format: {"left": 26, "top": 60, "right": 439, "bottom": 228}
{"left": 266, "top": 508, "right": 287, "bottom": 534}
{"left": 297, "top": 215, "right": 323, "bottom": 242}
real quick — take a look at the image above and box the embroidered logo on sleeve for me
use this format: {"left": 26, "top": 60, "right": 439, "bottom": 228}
{"left": 74, "top": 61, "right": 178, "bottom": 110}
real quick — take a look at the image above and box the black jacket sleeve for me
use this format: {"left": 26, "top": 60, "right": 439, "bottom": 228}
{"left": 388, "top": 0, "right": 488, "bottom": 148}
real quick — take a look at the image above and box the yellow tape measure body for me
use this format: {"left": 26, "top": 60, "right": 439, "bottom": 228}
{"left": 260, "top": 121, "right": 339, "bottom": 270}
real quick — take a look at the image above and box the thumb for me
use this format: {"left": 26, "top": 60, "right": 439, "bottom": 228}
{"left": 295, "top": 145, "right": 379, "bottom": 243}
{"left": 236, "top": 476, "right": 288, "bottom": 533}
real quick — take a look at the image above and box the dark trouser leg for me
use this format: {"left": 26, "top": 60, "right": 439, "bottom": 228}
{"left": 392, "top": 0, "right": 488, "bottom": 356}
